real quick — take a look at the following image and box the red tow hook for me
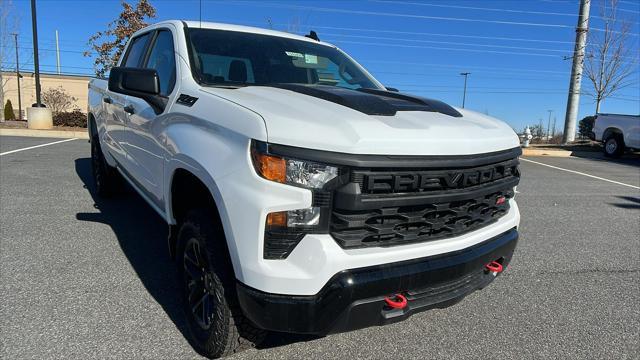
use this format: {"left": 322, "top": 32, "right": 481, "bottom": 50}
{"left": 384, "top": 294, "right": 408, "bottom": 309}
{"left": 485, "top": 261, "right": 503, "bottom": 275}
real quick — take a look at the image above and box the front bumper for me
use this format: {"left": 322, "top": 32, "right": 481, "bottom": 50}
{"left": 237, "top": 227, "right": 518, "bottom": 335}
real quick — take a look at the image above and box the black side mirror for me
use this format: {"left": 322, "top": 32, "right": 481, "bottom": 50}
{"left": 385, "top": 87, "right": 399, "bottom": 92}
{"left": 108, "top": 67, "right": 167, "bottom": 114}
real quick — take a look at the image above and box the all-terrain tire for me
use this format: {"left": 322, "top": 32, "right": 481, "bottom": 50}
{"left": 90, "top": 134, "right": 121, "bottom": 197}
{"left": 176, "top": 208, "right": 265, "bottom": 359}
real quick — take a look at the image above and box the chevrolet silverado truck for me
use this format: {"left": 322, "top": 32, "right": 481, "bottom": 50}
{"left": 88, "top": 21, "right": 521, "bottom": 358}
{"left": 590, "top": 113, "right": 640, "bottom": 157}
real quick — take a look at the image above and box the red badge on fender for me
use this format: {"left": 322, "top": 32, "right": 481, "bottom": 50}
{"left": 496, "top": 196, "right": 506, "bottom": 205}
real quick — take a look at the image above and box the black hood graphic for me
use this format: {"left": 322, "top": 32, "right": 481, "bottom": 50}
{"left": 265, "top": 84, "right": 462, "bottom": 118}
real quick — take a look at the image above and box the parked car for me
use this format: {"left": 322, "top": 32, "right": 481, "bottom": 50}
{"left": 590, "top": 113, "right": 640, "bottom": 157}
{"left": 88, "top": 20, "right": 522, "bottom": 359}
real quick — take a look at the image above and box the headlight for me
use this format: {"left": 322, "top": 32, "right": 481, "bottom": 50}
{"left": 252, "top": 149, "right": 338, "bottom": 189}
{"left": 251, "top": 141, "right": 338, "bottom": 259}
{"left": 286, "top": 160, "right": 338, "bottom": 189}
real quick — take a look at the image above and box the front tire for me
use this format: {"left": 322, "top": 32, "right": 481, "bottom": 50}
{"left": 604, "top": 134, "right": 624, "bottom": 158}
{"left": 176, "top": 209, "right": 265, "bottom": 359}
{"left": 90, "top": 135, "right": 120, "bottom": 197}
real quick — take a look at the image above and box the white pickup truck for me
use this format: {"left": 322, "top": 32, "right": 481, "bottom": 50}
{"left": 88, "top": 20, "right": 521, "bottom": 358}
{"left": 590, "top": 113, "right": 640, "bottom": 157}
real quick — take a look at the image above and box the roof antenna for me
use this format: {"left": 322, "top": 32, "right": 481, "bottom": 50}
{"left": 199, "top": 0, "right": 202, "bottom": 28}
{"left": 305, "top": 30, "right": 320, "bottom": 42}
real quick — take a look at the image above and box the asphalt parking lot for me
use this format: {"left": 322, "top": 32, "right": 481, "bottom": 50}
{"left": 1, "top": 135, "right": 638, "bottom": 359}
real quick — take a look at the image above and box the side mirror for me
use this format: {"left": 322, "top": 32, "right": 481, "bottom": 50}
{"left": 385, "top": 87, "right": 399, "bottom": 92}
{"left": 108, "top": 67, "right": 167, "bottom": 114}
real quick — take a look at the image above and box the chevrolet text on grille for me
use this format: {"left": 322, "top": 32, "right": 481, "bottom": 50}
{"left": 361, "top": 162, "right": 519, "bottom": 193}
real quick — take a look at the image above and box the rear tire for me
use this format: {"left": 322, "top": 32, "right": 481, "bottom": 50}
{"left": 604, "top": 134, "right": 624, "bottom": 158}
{"left": 90, "top": 135, "right": 121, "bottom": 197}
{"left": 176, "top": 209, "right": 265, "bottom": 359}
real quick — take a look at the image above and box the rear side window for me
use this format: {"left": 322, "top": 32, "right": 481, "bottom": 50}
{"left": 123, "top": 33, "right": 151, "bottom": 67}
{"left": 144, "top": 30, "right": 176, "bottom": 96}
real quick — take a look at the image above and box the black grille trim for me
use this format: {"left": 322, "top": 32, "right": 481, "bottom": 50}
{"left": 331, "top": 190, "right": 512, "bottom": 249}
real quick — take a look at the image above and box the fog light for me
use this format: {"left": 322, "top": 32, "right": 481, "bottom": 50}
{"left": 264, "top": 207, "right": 325, "bottom": 259}
{"left": 287, "top": 207, "right": 320, "bottom": 227}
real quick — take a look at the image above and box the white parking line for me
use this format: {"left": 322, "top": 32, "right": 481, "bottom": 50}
{"left": 0, "top": 138, "right": 78, "bottom": 156}
{"left": 521, "top": 158, "right": 640, "bottom": 190}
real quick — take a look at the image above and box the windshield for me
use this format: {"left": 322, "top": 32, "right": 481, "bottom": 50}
{"left": 187, "top": 28, "right": 382, "bottom": 90}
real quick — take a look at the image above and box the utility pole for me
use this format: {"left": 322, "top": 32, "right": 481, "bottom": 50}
{"left": 547, "top": 109, "right": 553, "bottom": 141}
{"left": 55, "top": 30, "right": 61, "bottom": 75}
{"left": 562, "top": 0, "right": 590, "bottom": 144}
{"left": 460, "top": 72, "right": 470, "bottom": 108}
{"left": 30, "top": 0, "right": 42, "bottom": 107}
{"left": 539, "top": 118, "right": 543, "bottom": 139}
{"left": 552, "top": 116, "right": 557, "bottom": 138}
{"left": 11, "top": 33, "right": 22, "bottom": 119}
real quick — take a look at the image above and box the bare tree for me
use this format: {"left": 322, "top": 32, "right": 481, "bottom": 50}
{"left": 84, "top": 0, "right": 156, "bottom": 78}
{"left": 584, "top": 0, "right": 637, "bottom": 114}
{"left": 41, "top": 86, "right": 78, "bottom": 114}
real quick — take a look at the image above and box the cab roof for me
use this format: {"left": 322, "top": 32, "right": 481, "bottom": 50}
{"left": 148, "top": 20, "right": 335, "bottom": 48}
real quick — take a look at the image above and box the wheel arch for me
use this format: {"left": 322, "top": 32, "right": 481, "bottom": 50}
{"left": 166, "top": 161, "right": 241, "bottom": 278}
{"left": 602, "top": 127, "right": 623, "bottom": 142}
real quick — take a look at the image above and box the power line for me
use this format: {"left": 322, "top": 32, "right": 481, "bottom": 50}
{"left": 321, "top": 33, "right": 570, "bottom": 53}
{"left": 217, "top": 1, "right": 637, "bottom": 35}
{"left": 373, "top": 71, "right": 568, "bottom": 80}
{"left": 221, "top": 20, "right": 580, "bottom": 45}
{"left": 370, "top": 0, "right": 640, "bottom": 23}
{"left": 220, "top": 1, "right": 577, "bottom": 29}
{"left": 362, "top": 59, "right": 571, "bottom": 74}
{"left": 369, "top": 0, "right": 578, "bottom": 17}
{"left": 1, "top": 45, "right": 92, "bottom": 55}
{"left": 1, "top": 61, "right": 94, "bottom": 70}
{"left": 326, "top": 39, "right": 564, "bottom": 58}
{"left": 286, "top": 23, "right": 577, "bottom": 44}
{"left": 326, "top": 35, "right": 637, "bottom": 61}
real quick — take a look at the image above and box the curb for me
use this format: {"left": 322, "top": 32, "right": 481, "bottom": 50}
{"left": 0, "top": 128, "right": 89, "bottom": 140}
{"left": 522, "top": 148, "right": 573, "bottom": 157}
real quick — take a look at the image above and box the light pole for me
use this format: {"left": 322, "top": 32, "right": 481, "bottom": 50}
{"left": 563, "top": 0, "right": 590, "bottom": 143}
{"left": 460, "top": 72, "right": 470, "bottom": 108}
{"left": 30, "top": 0, "right": 42, "bottom": 107}
{"left": 547, "top": 109, "right": 553, "bottom": 141}
{"left": 11, "top": 33, "right": 22, "bottom": 119}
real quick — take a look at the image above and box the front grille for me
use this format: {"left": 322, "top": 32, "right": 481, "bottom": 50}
{"left": 328, "top": 149, "right": 520, "bottom": 249}
{"left": 331, "top": 190, "right": 512, "bottom": 248}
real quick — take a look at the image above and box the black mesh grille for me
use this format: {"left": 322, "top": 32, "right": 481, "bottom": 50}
{"left": 330, "top": 190, "right": 512, "bottom": 249}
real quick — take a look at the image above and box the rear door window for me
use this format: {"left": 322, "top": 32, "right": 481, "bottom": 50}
{"left": 122, "top": 32, "right": 152, "bottom": 67}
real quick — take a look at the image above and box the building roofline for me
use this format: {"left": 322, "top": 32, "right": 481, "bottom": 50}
{"left": 0, "top": 70, "right": 93, "bottom": 80}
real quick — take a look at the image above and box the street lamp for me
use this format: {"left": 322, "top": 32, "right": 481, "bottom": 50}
{"left": 460, "top": 72, "right": 470, "bottom": 108}
{"left": 547, "top": 109, "right": 554, "bottom": 141}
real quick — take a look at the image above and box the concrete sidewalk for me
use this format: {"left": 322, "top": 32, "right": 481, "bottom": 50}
{"left": 0, "top": 127, "right": 89, "bottom": 139}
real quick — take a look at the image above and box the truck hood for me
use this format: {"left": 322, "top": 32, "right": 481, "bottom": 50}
{"left": 200, "top": 85, "right": 520, "bottom": 156}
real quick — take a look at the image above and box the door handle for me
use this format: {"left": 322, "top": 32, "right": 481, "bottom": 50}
{"left": 103, "top": 97, "right": 112, "bottom": 104}
{"left": 123, "top": 105, "right": 135, "bottom": 114}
